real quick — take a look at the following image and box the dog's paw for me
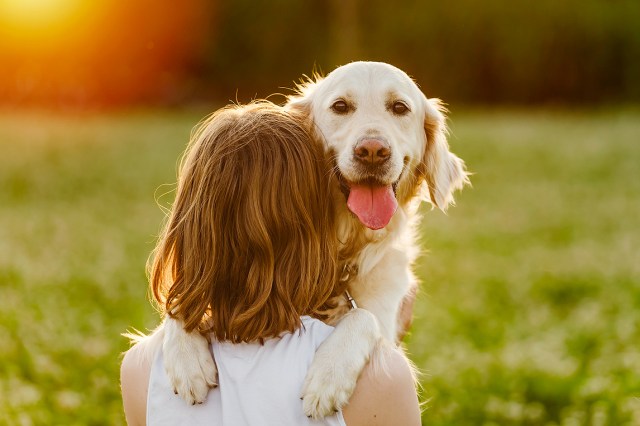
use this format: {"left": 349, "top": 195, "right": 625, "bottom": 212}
{"left": 301, "top": 308, "right": 381, "bottom": 418}
{"left": 163, "top": 325, "right": 217, "bottom": 405}
{"left": 301, "top": 358, "right": 357, "bottom": 419}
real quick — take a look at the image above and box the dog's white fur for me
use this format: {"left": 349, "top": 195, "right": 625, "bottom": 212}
{"left": 159, "top": 61, "right": 468, "bottom": 417}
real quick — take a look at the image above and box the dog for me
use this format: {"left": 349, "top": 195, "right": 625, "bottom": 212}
{"left": 161, "top": 61, "right": 468, "bottom": 418}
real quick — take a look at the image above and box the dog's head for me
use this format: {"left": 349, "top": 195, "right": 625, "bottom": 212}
{"left": 288, "top": 61, "right": 468, "bottom": 230}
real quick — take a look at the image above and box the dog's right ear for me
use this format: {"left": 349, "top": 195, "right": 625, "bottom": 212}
{"left": 285, "top": 74, "right": 322, "bottom": 117}
{"left": 286, "top": 79, "right": 320, "bottom": 140}
{"left": 286, "top": 93, "right": 312, "bottom": 117}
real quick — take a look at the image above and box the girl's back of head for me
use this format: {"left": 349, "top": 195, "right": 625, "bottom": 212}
{"left": 150, "top": 102, "right": 339, "bottom": 343}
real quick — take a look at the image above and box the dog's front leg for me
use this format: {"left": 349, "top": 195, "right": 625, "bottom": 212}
{"left": 351, "top": 247, "right": 415, "bottom": 342}
{"left": 301, "top": 308, "right": 381, "bottom": 418}
{"left": 162, "top": 316, "right": 218, "bottom": 405}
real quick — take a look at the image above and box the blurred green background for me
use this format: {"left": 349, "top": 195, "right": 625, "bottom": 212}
{"left": 1, "top": 1, "right": 639, "bottom": 425}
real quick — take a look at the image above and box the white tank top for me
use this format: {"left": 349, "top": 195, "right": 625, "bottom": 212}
{"left": 147, "top": 316, "right": 347, "bottom": 426}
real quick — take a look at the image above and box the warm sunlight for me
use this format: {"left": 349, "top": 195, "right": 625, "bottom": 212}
{"left": 0, "top": 0, "right": 84, "bottom": 43}
{"left": 0, "top": 0, "right": 211, "bottom": 106}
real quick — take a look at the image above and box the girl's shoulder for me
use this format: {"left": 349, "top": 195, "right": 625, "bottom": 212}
{"left": 121, "top": 328, "right": 163, "bottom": 426}
{"left": 300, "top": 315, "right": 334, "bottom": 334}
{"left": 342, "top": 344, "right": 422, "bottom": 426}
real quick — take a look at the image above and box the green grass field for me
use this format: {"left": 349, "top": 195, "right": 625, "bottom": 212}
{"left": 1, "top": 108, "right": 638, "bottom": 425}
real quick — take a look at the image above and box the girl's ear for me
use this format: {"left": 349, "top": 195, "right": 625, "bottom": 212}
{"left": 421, "top": 97, "right": 469, "bottom": 210}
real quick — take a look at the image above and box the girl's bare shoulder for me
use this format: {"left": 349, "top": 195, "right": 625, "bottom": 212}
{"left": 121, "top": 328, "right": 163, "bottom": 426}
{"left": 342, "top": 344, "right": 421, "bottom": 426}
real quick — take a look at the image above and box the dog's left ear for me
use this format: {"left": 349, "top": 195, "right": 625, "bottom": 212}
{"left": 421, "top": 97, "right": 469, "bottom": 210}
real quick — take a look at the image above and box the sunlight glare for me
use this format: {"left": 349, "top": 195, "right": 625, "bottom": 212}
{"left": 0, "top": 0, "right": 84, "bottom": 40}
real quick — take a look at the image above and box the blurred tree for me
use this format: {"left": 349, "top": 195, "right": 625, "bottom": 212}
{"left": 328, "top": 0, "right": 362, "bottom": 65}
{"left": 1, "top": 0, "right": 639, "bottom": 107}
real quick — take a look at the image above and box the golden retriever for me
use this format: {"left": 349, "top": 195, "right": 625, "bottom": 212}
{"left": 161, "top": 61, "right": 468, "bottom": 418}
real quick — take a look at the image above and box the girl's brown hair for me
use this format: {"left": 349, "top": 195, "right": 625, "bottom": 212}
{"left": 150, "top": 101, "right": 339, "bottom": 343}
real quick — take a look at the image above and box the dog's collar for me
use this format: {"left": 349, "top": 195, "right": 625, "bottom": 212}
{"left": 341, "top": 263, "right": 358, "bottom": 309}
{"left": 345, "top": 290, "right": 358, "bottom": 310}
{"left": 341, "top": 263, "right": 358, "bottom": 280}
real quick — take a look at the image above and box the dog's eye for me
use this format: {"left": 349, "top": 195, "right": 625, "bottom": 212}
{"left": 392, "top": 101, "right": 409, "bottom": 115}
{"left": 331, "top": 100, "right": 349, "bottom": 114}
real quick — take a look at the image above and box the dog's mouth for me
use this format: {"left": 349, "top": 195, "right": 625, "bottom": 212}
{"left": 336, "top": 170, "right": 402, "bottom": 230}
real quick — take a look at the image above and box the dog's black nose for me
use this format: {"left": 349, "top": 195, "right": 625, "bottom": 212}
{"left": 354, "top": 139, "right": 390, "bottom": 165}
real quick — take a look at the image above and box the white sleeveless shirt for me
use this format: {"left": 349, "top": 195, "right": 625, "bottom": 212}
{"left": 147, "top": 316, "right": 347, "bottom": 426}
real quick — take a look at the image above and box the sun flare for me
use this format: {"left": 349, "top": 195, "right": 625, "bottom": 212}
{"left": 0, "top": 0, "right": 84, "bottom": 41}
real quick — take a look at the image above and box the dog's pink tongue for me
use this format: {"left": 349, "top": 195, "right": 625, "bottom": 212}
{"left": 347, "top": 183, "right": 398, "bottom": 230}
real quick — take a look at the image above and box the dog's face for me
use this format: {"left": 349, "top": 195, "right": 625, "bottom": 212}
{"left": 289, "top": 61, "right": 468, "bottom": 230}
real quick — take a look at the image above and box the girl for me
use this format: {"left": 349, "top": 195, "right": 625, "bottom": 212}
{"left": 121, "top": 102, "right": 420, "bottom": 426}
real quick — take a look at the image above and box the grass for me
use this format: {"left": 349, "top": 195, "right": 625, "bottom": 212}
{"left": 0, "top": 108, "right": 639, "bottom": 425}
